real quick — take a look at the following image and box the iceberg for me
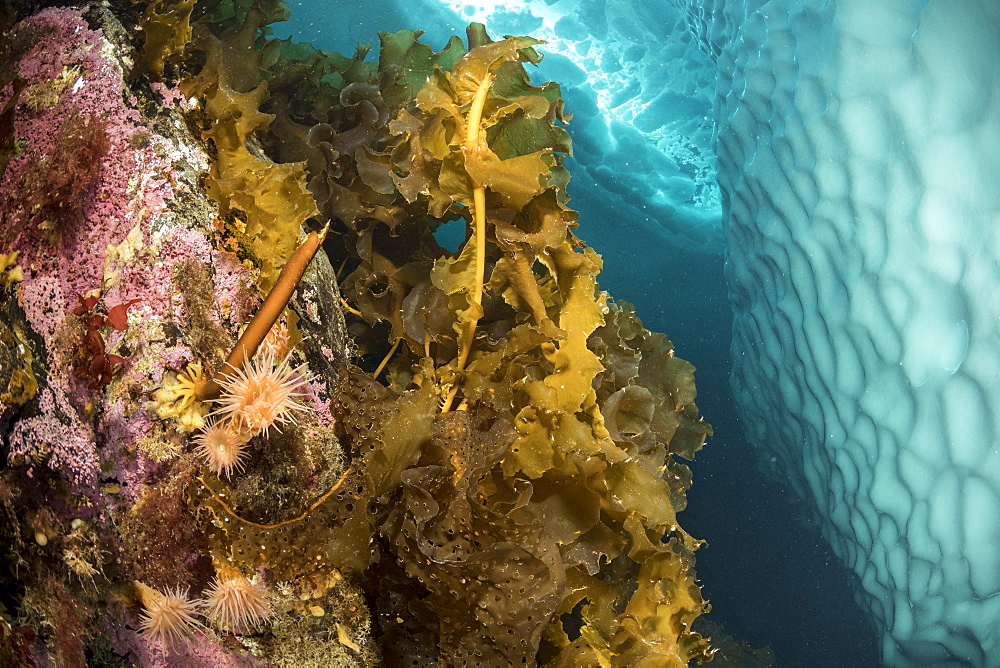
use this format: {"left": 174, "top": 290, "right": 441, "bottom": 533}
{"left": 711, "top": 0, "right": 1000, "bottom": 663}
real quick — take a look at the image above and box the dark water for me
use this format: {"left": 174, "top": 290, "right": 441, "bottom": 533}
{"left": 273, "top": 3, "right": 881, "bottom": 664}
{"left": 586, "top": 219, "right": 879, "bottom": 667}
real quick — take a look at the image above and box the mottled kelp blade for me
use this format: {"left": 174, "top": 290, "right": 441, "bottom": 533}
{"left": 378, "top": 29, "right": 466, "bottom": 103}
{"left": 488, "top": 108, "right": 573, "bottom": 160}
{"left": 384, "top": 410, "right": 566, "bottom": 666}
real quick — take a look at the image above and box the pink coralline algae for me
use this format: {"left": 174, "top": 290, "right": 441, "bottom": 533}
{"left": 0, "top": 6, "right": 179, "bottom": 351}
{"left": 208, "top": 249, "right": 258, "bottom": 326}
{"left": 8, "top": 385, "right": 98, "bottom": 490}
{"left": 103, "top": 224, "right": 214, "bottom": 325}
{"left": 100, "top": 398, "right": 163, "bottom": 499}
{"left": 0, "top": 6, "right": 231, "bottom": 490}
{"left": 148, "top": 81, "right": 196, "bottom": 110}
{"left": 107, "top": 610, "right": 265, "bottom": 668}
{"left": 299, "top": 375, "right": 337, "bottom": 430}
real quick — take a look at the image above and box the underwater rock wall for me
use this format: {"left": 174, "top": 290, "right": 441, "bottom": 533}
{"left": 0, "top": 1, "right": 723, "bottom": 665}
{"left": 0, "top": 4, "right": 375, "bottom": 665}
{"left": 712, "top": 0, "right": 1000, "bottom": 663}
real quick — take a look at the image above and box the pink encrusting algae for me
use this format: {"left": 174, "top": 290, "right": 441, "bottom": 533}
{"left": 2, "top": 8, "right": 177, "bottom": 343}
{"left": 0, "top": 6, "right": 251, "bottom": 497}
{"left": 7, "top": 385, "right": 98, "bottom": 489}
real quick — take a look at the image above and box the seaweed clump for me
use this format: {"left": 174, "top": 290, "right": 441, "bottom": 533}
{"left": 136, "top": 0, "right": 717, "bottom": 664}
{"left": 175, "top": 0, "right": 317, "bottom": 293}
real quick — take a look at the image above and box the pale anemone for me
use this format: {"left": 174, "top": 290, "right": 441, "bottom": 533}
{"left": 210, "top": 351, "right": 311, "bottom": 438}
{"left": 135, "top": 583, "right": 203, "bottom": 654}
{"left": 202, "top": 571, "right": 272, "bottom": 633}
{"left": 192, "top": 418, "right": 249, "bottom": 477}
{"left": 258, "top": 321, "right": 290, "bottom": 360}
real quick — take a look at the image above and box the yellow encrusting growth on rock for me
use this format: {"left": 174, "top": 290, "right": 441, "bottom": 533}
{"left": 150, "top": 363, "right": 209, "bottom": 433}
{"left": 0, "top": 251, "right": 23, "bottom": 285}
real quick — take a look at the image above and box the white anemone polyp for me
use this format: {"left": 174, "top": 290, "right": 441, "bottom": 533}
{"left": 137, "top": 585, "right": 203, "bottom": 654}
{"left": 210, "top": 351, "right": 311, "bottom": 438}
{"left": 192, "top": 419, "right": 249, "bottom": 477}
{"left": 203, "top": 573, "right": 271, "bottom": 633}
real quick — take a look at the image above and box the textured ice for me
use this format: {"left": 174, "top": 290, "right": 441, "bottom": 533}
{"left": 711, "top": 0, "right": 1000, "bottom": 663}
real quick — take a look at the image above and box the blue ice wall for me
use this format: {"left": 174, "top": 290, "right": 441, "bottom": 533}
{"left": 710, "top": 0, "right": 1000, "bottom": 663}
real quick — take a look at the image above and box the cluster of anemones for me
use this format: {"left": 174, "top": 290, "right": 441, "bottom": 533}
{"left": 191, "top": 350, "right": 312, "bottom": 477}
{"left": 135, "top": 570, "right": 272, "bottom": 654}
